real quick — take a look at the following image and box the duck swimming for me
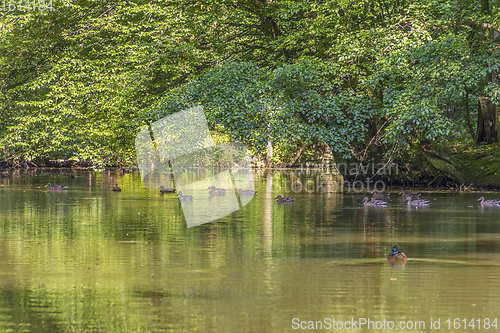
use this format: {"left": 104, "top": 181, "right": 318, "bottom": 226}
{"left": 363, "top": 197, "right": 387, "bottom": 207}
{"left": 45, "top": 183, "right": 68, "bottom": 190}
{"left": 477, "top": 196, "right": 500, "bottom": 207}
{"left": 178, "top": 191, "right": 193, "bottom": 200}
{"left": 387, "top": 245, "right": 407, "bottom": 261}
{"left": 371, "top": 190, "right": 390, "bottom": 199}
{"left": 399, "top": 190, "right": 420, "bottom": 201}
{"left": 239, "top": 189, "right": 257, "bottom": 195}
{"left": 275, "top": 195, "right": 294, "bottom": 202}
{"left": 159, "top": 185, "right": 176, "bottom": 193}
{"left": 405, "top": 196, "right": 429, "bottom": 206}
{"left": 207, "top": 186, "right": 227, "bottom": 196}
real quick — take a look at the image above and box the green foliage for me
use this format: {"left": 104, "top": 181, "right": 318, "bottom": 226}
{"left": 368, "top": 6, "right": 500, "bottom": 158}
{"left": 0, "top": 1, "right": 208, "bottom": 166}
{"left": 147, "top": 60, "right": 373, "bottom": 160}
{"left": 0, "top": 0, "right": 499, "bottom": 172}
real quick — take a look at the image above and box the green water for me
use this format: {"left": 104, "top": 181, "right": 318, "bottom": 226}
{"left": 0, "top": 170, "right": 499, "bottom": 332}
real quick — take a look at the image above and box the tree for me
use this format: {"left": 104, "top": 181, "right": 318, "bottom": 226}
{"left": 0, "top": 1, "right": 210, "bottom": 166}
{"left": 147, "top": 59, "right": 375, "bottom": 164}
{"left": 1, "top": 0, "right": 499, "bottom": 179}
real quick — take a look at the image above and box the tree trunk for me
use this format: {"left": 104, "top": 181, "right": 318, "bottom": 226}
{"left": 465, "top": 90, "right": 475, "bottom": 138}
{"left": 476, "top": 97, "right": 500, "bottom": 144}
{"left": 266, "top": 140, "right": 273, "bottom": 166}
{"left": 481, "top": 0, "right": 490, "bottom": 14}
{"left": 289, "top": 139, "right": 309, "bottom": 165}
{"left": 266, "top": 121, "right": 273, "bottom": 166}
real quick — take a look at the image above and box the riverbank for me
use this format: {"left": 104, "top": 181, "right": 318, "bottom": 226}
{"left": 1, "top": 143, "right": 500, "bottom": 189}
{"left": 450, "top": 143, "right": 500, "bottom": 189}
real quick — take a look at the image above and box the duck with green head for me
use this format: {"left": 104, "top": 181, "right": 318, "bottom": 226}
{"left": 45, "top": 183, "right": 68, "bottom": 190}
{"left": 112, "top": 184, "right": 121, "bottom": 192}
{"left": 159, "top": 185, "right": 176, "bottom": 193}
{"left": 387, "top": 245, "right": 407, "bottom": 261}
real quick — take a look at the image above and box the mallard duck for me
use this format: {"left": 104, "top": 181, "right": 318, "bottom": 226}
{"left": 159, "top": 185, "right": 176, "bottom": 193}
{"left": 275, "top": 195, "right": 294, "bottom": 202}
{"left": 239, "top": 188, "right": 257, "bottom": 195}
{"left": 387, "top": 245, "right": 407, "bottom": 261}
{"left": 45, "top": 183, "right": 68, "bottom": 190}
{"left": 371, "top": 190, "right": 390, "bottom": 198}
{"left": 477, "top": 196, "right": 500, "bottom": 207}
{"left": 112, "top": 184, "right": 121, "bottom": 192}
{"left": 363, "top": 197, "right": 387, "bottom": 207}
{"left": 405, "top": 196, "right": 429, "bottom": 206}
{"left": 399, "top": 190, "right": 420, "bottom": 201}
{"left": 207, "top": 186, "right": 227, "bottom": 196}
{"left": 178, "top": 191, "right": 193, "bottom": 200}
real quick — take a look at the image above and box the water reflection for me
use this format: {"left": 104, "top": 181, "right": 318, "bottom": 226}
{"left": 0, "top": 170, "right": 499, "bottom": 331}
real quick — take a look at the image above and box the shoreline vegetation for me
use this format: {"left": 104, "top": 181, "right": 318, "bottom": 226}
{"left": 1, "top": 1, "right": 499, "bottom": 188}
{"left": 2, "top": 142, "right": 499, "bottom": 190}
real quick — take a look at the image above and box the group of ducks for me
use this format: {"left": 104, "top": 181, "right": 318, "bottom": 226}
{"left": 274, "top": 189, "right": 499, "bottom": 206}
{"left": 363, "top": 190, "right": 429, "bottom": 207}
{"left": 158, "top": 185, "right": 257, "bottom": 200}
{"left": 362, "top": 189, "right": 497, "bottom": 264}
{"left": 160, "top": 186, "right": 293, "bottom": 203}
{"left": 45, "top": 182, "right": 123, "bottom": 192}
{"left": 44, "top": 182, "right": 500, "bottom": 208}
{"left": 363, "top": 190, "right": 500, "bottom": 207}
{"left": 384, "top": 193, "right": 500, "bottom": 264}
{"left": 43, "top": 179, "right": 497, "bottom": 266}
{"left": 44, "top": 182, "right": 257, "bottom": 200}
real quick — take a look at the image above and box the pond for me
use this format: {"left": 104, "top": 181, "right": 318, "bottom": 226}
{"left": 0, "top": 169, "right": 499, "bottom": 332}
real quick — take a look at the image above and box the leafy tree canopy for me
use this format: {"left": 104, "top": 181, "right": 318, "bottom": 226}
{"left": 0, "top": 0, "right": 498, "bottom": 175}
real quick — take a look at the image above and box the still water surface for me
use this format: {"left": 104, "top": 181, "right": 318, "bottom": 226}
{"left": 0, "top": 170, "right": 499, "bottom": 332}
